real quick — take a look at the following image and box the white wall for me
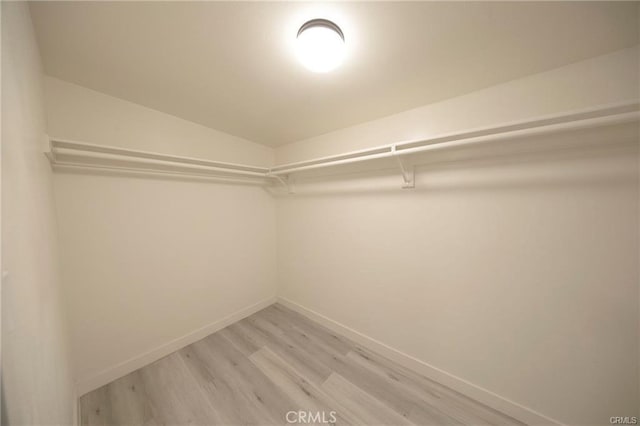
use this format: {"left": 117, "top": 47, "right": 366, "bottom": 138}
{"left": 276, "top": 48, "right": 639, "bottom": 425}
{"left": 45, "top": 79, "right": 278, "bottom": 393}
{"left": 1, "top": 3, "right": 75, "bottom": 424}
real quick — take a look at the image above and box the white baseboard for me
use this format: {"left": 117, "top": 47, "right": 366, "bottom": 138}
{"left": 75, "top": 295, "right": 277, "bottom": 396}
{"left": 277, "top": 296, "right": 564, "bottom": 426}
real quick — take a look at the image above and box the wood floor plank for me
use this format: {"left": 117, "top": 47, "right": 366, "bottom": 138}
{"left": 207, "top": 332, "right": 301, "bottom": 425}
{"left": 139, "top": 352, "right": 223, "bottom": 425}
{"left": 80, "top": 371, "right": 150, "bottom": 426}
{"left": 347, "top": 348, "right": 524, "bottom": 426}
{"left": 239, "top": 315, "right": 333, "bottom": 385}
{"left": 179, "top": 333, "right": 298, "bottom": 425}
{"left": 254, "top": 308, "right": 348, "bottom": 362}
{"left": 217, "top": 322, "right": 263, "bottom": 357}
{"left": 322, "top": 373, "right": 414, "bottom": 426}
{"left": 80, "top": 386, "right": 112, "bottom": 426}
{"left": 250, "top": 346, "right": 358, "bottom": 426}
{"left": 262, "top": 305, "right": 355, "bottom": 356}
{"left": 106, "top": 371, "right": 148, "bottom": 425}
{"left": 176, "top": 341, "right": 249, "bottom": 425}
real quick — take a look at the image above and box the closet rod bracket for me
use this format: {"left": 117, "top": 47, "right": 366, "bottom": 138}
{"left": 270, "top": 173, "right": 294, "bottom": 194}
{"left": 392, "top": 146, "right": 415, "bottom": 189}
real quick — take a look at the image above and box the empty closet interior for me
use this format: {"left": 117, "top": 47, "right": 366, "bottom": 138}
{"left": 2, "top": 2, "right": 639, "bottom": 426}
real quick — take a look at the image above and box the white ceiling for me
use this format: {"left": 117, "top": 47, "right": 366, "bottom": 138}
{"left": 30, "top": 1, "right": 638, "bottom": 147}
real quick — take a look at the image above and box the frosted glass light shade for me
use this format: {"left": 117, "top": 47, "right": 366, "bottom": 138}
{"left": 296, "top": 19, "right": 345, "bottom": 73}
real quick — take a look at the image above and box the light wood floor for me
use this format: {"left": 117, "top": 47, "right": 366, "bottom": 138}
{"left": 80, "top": 303, "right": 525, "bottom": 426}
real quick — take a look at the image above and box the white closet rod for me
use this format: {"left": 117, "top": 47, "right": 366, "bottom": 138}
{"left": 50, "top": 161, "right": 268, "bottom": 185}
{"left": 46, "top": 101, "right": 639, "bottom": 185}
{"left": 52, "top": 147, "right": 268, "bottom": 177}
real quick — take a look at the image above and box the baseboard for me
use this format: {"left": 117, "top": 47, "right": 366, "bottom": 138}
{"left": 76, "top": 295, "right": 277, "bottom": 396}
{"left": 277, "top": 297, "right": 564, "bottom": 426}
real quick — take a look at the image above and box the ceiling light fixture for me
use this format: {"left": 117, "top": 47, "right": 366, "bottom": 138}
{"left": 296, "top": 19, "right": 345, "bottom": 73}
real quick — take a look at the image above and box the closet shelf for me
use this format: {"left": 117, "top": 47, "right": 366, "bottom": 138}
{"left": 46, "top": 101, "right": 639, "bottom": 189}
{"left": 46, "top": 139, "right": 272, "bottom": 185}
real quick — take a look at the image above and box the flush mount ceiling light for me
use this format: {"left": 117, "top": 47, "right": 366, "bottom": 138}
{"left": 296, "top": 19, "right": 345, "bottom": 73}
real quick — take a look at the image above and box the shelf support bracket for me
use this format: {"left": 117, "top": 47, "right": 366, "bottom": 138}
{"left": 270, "top": 173, "right": 294, "bottom": 194}
{"left": 392, "top": 146, "right": 414, "bottom": 189}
